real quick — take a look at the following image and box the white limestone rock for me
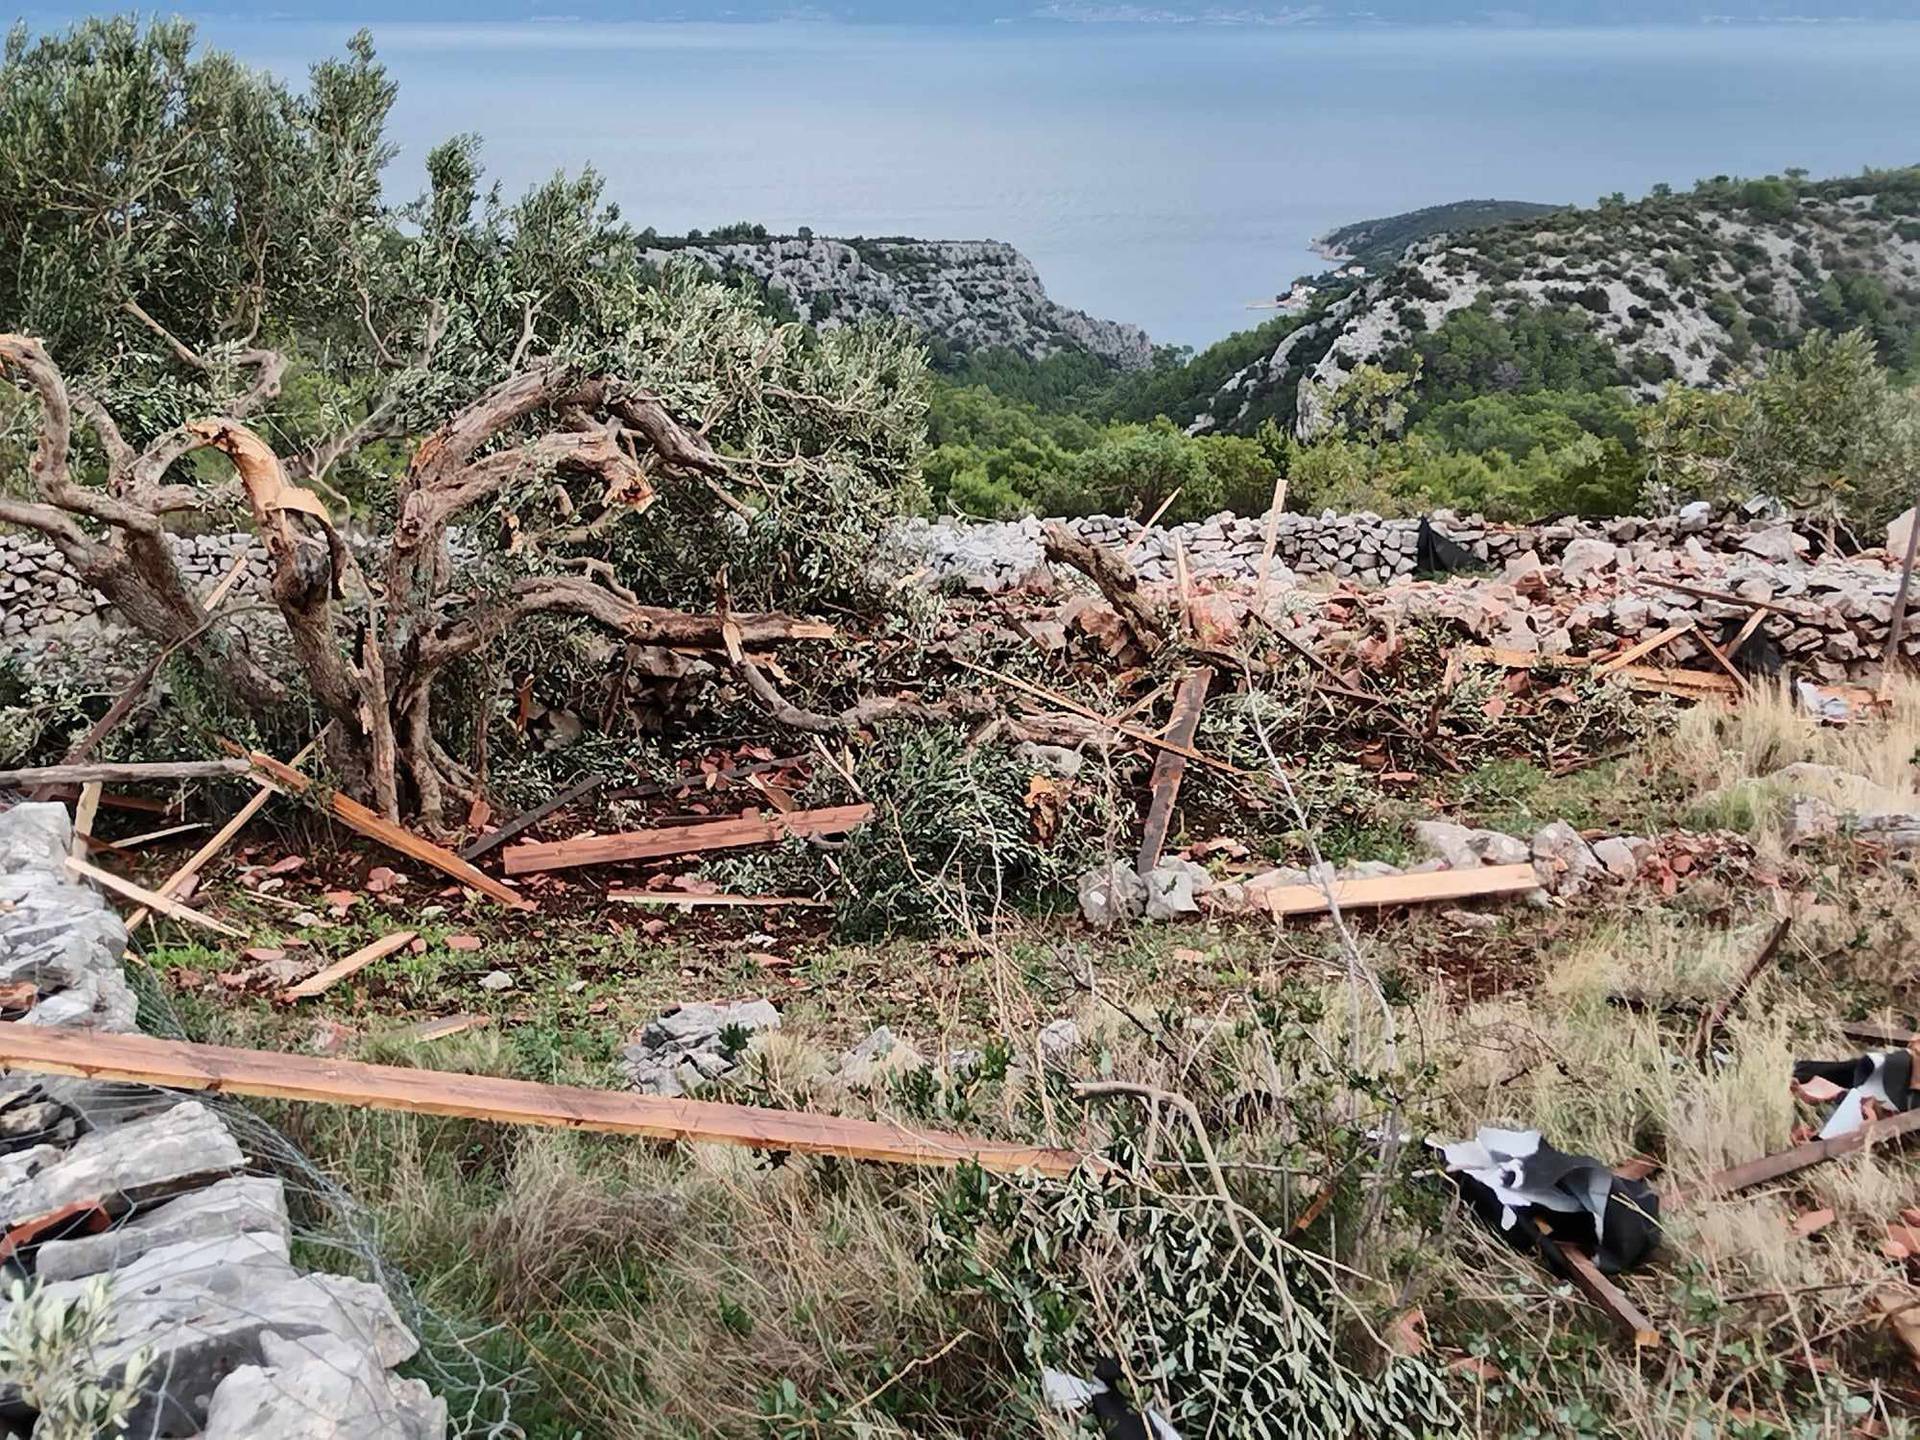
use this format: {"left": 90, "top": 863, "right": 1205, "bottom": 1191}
{"left": 1, "top": 1102, "right": 243, "bottom": 1225}
{"left": 1076, "top": 862, "right": 1147, "bottom": 928}
{"left": 36, "top": 1175, "right": 290, "bottom": 1282}
{"left": 202, "top": 1330, "right": 447, "bottom": 1440}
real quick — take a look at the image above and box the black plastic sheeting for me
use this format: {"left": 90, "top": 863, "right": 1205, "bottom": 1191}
{"left": 1415, "top": 517, "right": 1485, "bottom": 575}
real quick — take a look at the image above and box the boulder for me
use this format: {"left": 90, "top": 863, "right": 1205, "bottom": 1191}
{"left": 1465, "top": 830, "right": 1532, "bottom": 866}
{"left": 1143, "top": 858, "right": 1211, "bottom": 921}
{"left": 1558, "top": 537, "right": 1619, "bottom": 582}
{"left": 1589, "top": 836, "right": 1645, "bottom": 883}
{"left": 0, "top": 1101, "right": 242, "bottom": 1225}
{"left": 1888, "top": 505, "right": 1917, "bottom": 559}
{"left": 35, "top": 1175, "right": 290, "bottom": 1283}
{"left": 1339, "top": 859, "right": 1402, "bottom": 880}
{"left": 1076, "top": 862, "right": 1147, "bottom": 928}
{"left": 1530, "top": 821, "right": 1602, "bottom": 896}
{"left": 837, "top": 1026, "right": 927, "bottom": 1086}
{"left": 202, "top": 1331, "right": 447, "bottom": 1440}
{"left": 621, "top": 1000, "right": 781, "bottom": 1097}
{"left": 1737, "top": 525, "right": 1808, "bottom": 565}
{"left": 1411, "top": 821, "right": 1478, "bottom": 870}
{"left": 1015, "top": 741, "right": 1083, "bottom": 780}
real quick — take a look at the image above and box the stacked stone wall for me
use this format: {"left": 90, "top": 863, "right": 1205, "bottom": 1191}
{"left": 0, "top": 803, "right": 445, "bottom": 1438}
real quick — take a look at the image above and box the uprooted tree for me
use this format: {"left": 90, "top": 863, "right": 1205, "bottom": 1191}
{"left": 0, "top": 17, "right": 930, "bottom": 825}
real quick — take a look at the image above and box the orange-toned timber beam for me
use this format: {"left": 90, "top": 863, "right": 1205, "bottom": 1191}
{"left": 0, "top": 1024, "right": 1083, "bottom": 1179}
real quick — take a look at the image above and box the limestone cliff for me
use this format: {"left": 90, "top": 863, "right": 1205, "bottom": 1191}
{"left": 1200, "top": 170, "right": 1920, "bottom": 437}
{"left": 647, "top": 236, "right": 1155, "bottom": 370}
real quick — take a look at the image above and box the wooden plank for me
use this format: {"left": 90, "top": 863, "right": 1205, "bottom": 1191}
{"left": 1251, "top": 475, "right": 1290, "bottom": 616}
{"left": 385, "top": 1013, "right": 492, "bottom": 1044}
{"left": 1135, "top": 666, "right": 1213, "bottom": 873}
{"left": 1670, "top": 1107, "right": 1920, "bottom": 1210}
{"left": 69, "top": 783, "right": 101, "bottom": 863}
{"left": 1535, "top": 1220, "right": 1660, "bottom": 1346}
{"left": 458, "top": 772, "right": 607, "bottom": 861}
{"left": 280, "top": 930, "right": 419, "bottom": 1001}
{"left": 1692, "top": 918, "right": 1791, "bottom": 1065}
{"left": 0, "top": 759, "right": 252, "bottom": 788}
{"left": 0, "top": 1024, "right": 1084, "bottom": 1178}
{"left": 64, "top": 857, "right": 242, "bottom": 938}
{"left": 1726, "top": 606, "right": 1769, "bottom": 656}
{"left": 1641, "top": 576, "right": 1809, "bottom": 617}
{"left": 99, "top": 821, "right": 208, "bottom": 850}
{"left": 1595, "top": 623, "right": 1695, "bottom": 677}
{"left": 504, "top": 803, "right": 874, "bottom": 876}
{"left": 125, "top": 740, "right": 318, "bottom": 939}
{"left": 608, "top": 892, "right": 829, "bottom": 909}
{"left": 1454, "top": 646, "right": 1592, "bottom": 671}
{"left": 1840, "top": 1019, "right": 1917, "bottom": 1047}
{"left": 243, "top": 751, "right": 529, "bottom": 910}
{"left": 1694, "top": 629, "right": 1752, "bottom": 699}
{"left": 956, "top": 661, "right": 1251, "bottom": 779}
{"left": 1121, "top": 486, "right": 1181, "bottom": 564}
{"left": 1617, "top": 664, "right": 1742, "bottom": 696}
{"left": 1244, "top": 863, "right": 1539, "bottom": 918}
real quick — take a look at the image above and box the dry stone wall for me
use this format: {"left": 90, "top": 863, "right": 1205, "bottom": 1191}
{"left": 892, "top": 501, "right": 1816, "bottom": 593}
{"left": 0, "top": 802, "right": 444, "bottom": 1439}
{"left": 3, "top": 502, "right": 1908, "bottom": 687}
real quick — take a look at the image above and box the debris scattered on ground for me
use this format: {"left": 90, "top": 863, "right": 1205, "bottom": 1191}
{"left": 1793, "top": 1050, "right": 1917, "bottom": 1140}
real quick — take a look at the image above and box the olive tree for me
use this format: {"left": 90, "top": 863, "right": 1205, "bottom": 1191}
{"left": 0, "top": 17, "right": 928, "bottom": 825}
{"left": 1639, "top": 328, "right": 1919, "bottom": 531}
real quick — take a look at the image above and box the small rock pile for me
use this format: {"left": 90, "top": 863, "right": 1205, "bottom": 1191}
{"left": 0, "top": 803, "right": 444, "bottom": 1438}
{"left": 620, "top": 999, "right": 782, "bottom": 1097}
{"left": 1076, "top": 817, "right": 1650, "bottom": 928}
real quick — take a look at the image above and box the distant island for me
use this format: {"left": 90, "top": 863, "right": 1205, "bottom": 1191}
{"left": 1311, "top": 200, "right": 1564, "bottom": 273}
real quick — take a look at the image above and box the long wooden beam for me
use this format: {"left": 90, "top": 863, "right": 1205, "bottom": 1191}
{"left": 1136, "top": 666, "right": 1213, "bottom": 873}
{"left": 0, "top": 759, "right": 252, "bottom": 787}
{"left": 1237, "top": 863, "right": 1540, "bottom": 918}
{"left": 1534, "top": 1220, "right": 1660, "bottom": 1347}
{"left": 242, "top": 750, "right": 529, "bottom": 910}
{"left": 1668, "top": 1106, "right": 1920, "bottom": 1210}
{"left": 0, "top": 1024, "right": 1082, "bottom": 1178}
{"left": 503, "top": 803, "right": 874, "bottom": 876}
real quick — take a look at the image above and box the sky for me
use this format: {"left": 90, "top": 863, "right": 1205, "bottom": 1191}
{"left": 23, "top": 1, "right": 1920, "bottom": 21}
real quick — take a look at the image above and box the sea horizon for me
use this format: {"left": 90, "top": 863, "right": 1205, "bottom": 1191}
{"left": 25, "top": 12, "right": 1920, "bottom": 348}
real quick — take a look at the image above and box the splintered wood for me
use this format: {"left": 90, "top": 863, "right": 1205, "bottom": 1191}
{"left": 1135, "top": 666, "right": 1214, "bottom": 873}
{"left": 503, "top": 803, "right": 874, "bottom": 875}
{"left": 281, "top": 930, "right": 419, "bottom": 1001}
{"left": 242, "top": 749, "right": 529, "bottom": 909}
{"left": 0, "top": 1024, "right": 1082, "bottom": 1178}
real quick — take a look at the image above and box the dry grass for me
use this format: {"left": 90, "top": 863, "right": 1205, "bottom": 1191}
{"left": 138, "top": 675, "right": 1920, "bottom": 1437}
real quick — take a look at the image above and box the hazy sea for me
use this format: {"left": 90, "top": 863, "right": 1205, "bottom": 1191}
{"left": 187, "top": 18, "right": 1920, "bottom": 350}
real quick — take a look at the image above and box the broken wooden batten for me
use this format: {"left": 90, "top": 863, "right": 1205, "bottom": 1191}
{"left": 503, "top": 803, "right": 875, "bottom": 876}
{"left": 0, "top": 1024, "right": 1081, "bottom": 1178}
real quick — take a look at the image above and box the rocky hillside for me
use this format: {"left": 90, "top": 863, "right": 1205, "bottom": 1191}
{"left": 646, "top": 236, "right": 1154, "bottom": 370}
{"left": 1202, "top": 168, "right": 1920, "bottom": 437}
